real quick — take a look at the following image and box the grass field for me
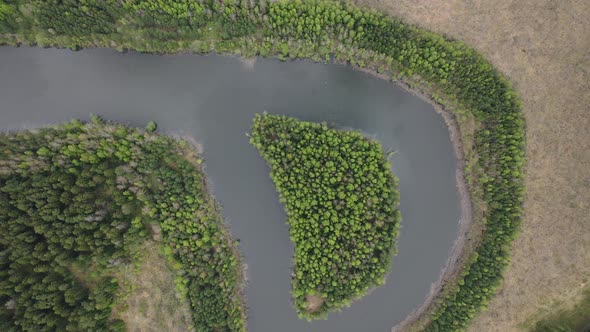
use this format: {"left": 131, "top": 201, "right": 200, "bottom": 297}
{"left": 526, "top": 288, "right": 590, "bottom": 331}
{"left": 115, "top": 240, "right": 194, "bottom": 332}
{"left": 349, "top": 0, "right": 590, "bottom": 330}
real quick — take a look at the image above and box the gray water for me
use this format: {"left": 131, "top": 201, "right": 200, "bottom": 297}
{"left": 0, "top": 47, "right": 461, "bottom": 332}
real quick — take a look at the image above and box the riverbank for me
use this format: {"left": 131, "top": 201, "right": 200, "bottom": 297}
{"left": 351, "top": 0, "right": 589, "bottom": 330}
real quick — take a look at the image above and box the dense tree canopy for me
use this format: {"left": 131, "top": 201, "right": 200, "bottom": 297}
{"left": 250, "top": 114, "right": 400, "bottom": 317}
{"left": 0, "top": 118, "right": 245, "bottom": 332}
{"left": 35, "top": 0, "right": 121, "bottom": 35}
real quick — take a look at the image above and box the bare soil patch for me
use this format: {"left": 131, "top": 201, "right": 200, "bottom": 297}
{"left": 306, "top": 294, "right": 325, "bottom": 313}
{"left": 114, "top": 240, "right": 194, "bottom": 332}
{"left": 350, "top": 0, "right": 590, "bottom": 330}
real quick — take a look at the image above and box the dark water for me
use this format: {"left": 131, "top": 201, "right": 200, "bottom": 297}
{"left": 0, "top": 47, "right": 461, "bottom": 332}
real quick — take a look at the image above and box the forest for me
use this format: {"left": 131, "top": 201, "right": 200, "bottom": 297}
{"left": 0, "top": 117, "right": 246, "bottom": 331}
{"left": 250, "top": 114, "right": 400, "bottom": 318}
{"left": 0, "top": 0, "right": 526, "bottom": 330}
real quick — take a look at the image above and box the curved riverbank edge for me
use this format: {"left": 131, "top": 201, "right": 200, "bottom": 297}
{"left": 352, "top": 66, "right": 476, "bottom": 331}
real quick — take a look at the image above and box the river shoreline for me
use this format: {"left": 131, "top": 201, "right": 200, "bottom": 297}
{"left": 348, "top": 65, "right": 477, "bottom": 331}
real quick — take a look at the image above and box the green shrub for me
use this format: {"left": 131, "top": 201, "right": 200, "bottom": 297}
{"left": 0, "top": 0, "right": 16, "bottom": 33}
{"left": 0, "top": 1, "right": 12, "bottom": 21}
{"left": 146, "top": 120, "right": 157, "bottom": 132}
{"left": 123, "top": 0, "right": 206, "bottom": 31}
{"left": 35, "top": 0, "right": 122, "bottom": 35}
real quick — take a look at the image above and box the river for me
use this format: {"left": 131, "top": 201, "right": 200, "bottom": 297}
{"left": 0, "top": 47, "right": 462, "bottom": 332}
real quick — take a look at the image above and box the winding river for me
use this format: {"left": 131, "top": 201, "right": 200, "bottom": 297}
{"left": 0, "top": 47, "right": 462, "bottom": 332}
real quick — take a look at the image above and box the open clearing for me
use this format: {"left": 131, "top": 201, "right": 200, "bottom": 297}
{"left": 306, "top": 294, "right": 325, "bottom": 314}
{"left": 115, "top": 240, "right": 194, "bottom": 332}
{"left": 350, "top": 0, "right": 590, "bottom": 330}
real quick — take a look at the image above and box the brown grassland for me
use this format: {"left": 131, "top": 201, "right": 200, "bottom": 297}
{"left": 115, "top": 240, "right": 194, "bottom": 332}
{"left": 348, "top": 0, "right": 590, "bottom": 330}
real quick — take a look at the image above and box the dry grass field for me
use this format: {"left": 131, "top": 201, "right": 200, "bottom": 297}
{"left": 116, "top": 241, "right": 194, "bottom": 332}
{"left": 349, "top": 0, "right": 590, "bottom": 330}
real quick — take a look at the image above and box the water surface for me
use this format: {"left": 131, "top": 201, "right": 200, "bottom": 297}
{"left": 0, "top": 47, "right": 461, "bottom": 332}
